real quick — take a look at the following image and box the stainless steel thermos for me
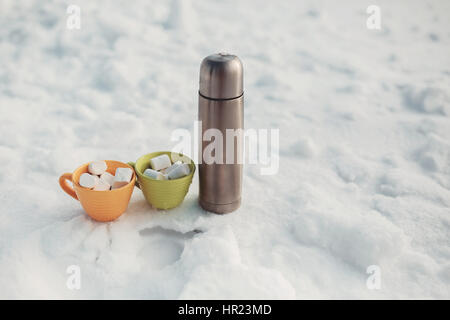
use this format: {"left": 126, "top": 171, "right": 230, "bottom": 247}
{"left": 198, "top": 53, "right": 244, "bottom": 214}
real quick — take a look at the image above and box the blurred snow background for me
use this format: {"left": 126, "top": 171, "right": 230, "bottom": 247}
{"left": 0, "top": 0, "right": 449, "bottom": 299}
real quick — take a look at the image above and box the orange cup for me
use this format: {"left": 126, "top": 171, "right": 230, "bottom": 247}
{"left": 59, "top": 160, "right": 136, "bottom": 222}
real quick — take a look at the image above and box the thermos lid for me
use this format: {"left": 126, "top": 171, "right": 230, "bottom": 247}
{"left": 199, "top": 53, "right": 243, "bottom": 100}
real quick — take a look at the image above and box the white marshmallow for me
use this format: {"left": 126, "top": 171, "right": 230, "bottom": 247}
{"left": 93, "top": 178, "right": 111, "bottom": 191}
{"left": 149, "top": 154, "right": 171, "bottom": 171}
{"left": 167, "top": 163, "right": 190, "bottom": 180}
{"left": 112, "top": 167, "right": 133, "bottom": 189}
{"left": 143, "top": 168, "right": 165, "bottom": 180}
{"left": 100, "top": 172, "right": 114, "bottom": 186}
{"left": 88, "top": 160, "right": 107, "bottom": 175}
{"left": 165, "top": 161, "right": 183, "bottom": 174}
{"left": 79, "top": 173, "right": 99, "bottom": 189}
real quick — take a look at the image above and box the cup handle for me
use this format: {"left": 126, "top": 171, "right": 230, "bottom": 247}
{"left": 127, "top": 162, "right": 141, "bottom": 189}
{"left": 59, "top": 173, "right": 78, "bottom": 200}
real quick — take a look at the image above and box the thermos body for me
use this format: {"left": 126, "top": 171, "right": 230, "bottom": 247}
{"left": 198, "top": 53, "right": 244, "bottom": 214}
{"left": 198, "top": 95, "right": 243, "bottom": 213}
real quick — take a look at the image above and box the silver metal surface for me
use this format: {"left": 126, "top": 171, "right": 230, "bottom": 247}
{"left": 198, "top": 53, "right": 244, "bottom": 214}
{"left": 199, "top": 53, "right": 243, "bottom": 100}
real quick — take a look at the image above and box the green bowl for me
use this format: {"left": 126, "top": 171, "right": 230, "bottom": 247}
{"left": 128, "top": 151, "right": 195, "bottom": 210}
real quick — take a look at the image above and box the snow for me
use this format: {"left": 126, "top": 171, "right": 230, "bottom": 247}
{"left": 0, "top": 0, "right": 449, "bottom": 299}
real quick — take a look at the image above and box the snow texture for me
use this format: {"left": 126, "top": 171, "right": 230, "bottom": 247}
{"left": 0, "top": 0, "right": 449, "bottom": 299}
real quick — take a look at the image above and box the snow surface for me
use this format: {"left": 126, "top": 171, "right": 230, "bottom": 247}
{"left": 0, "top": 0, "right": 449, "bottom": 299}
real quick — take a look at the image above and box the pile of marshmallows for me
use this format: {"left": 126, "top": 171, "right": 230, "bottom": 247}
{"left": 144, "top": 154, "right": 190, "bottom": 180}
{"left": 77, "top": 155, "right": 189, "bottom": 191}
{"left": 79, "top": 161, "right": 133, "bottom": 191}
